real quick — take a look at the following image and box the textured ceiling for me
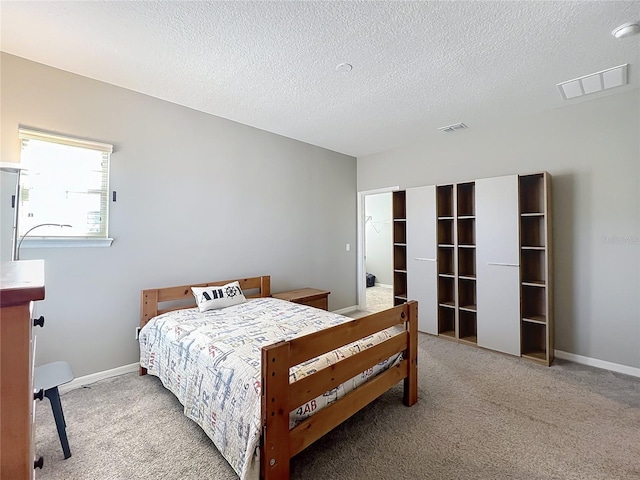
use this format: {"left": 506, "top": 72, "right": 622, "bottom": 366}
{"left": 1, "top": 1, "right": 639, "bottom": 157}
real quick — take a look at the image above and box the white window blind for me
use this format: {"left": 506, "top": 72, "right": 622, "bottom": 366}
{"left": 18, "top": 128, "right": 113, "bottom": 240}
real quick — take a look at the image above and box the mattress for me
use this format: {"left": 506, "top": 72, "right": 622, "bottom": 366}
{"left": 139, "top": 297, "right": 402, "bottom": 480}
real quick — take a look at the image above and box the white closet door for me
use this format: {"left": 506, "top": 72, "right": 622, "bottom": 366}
{"left": 407, "top": 185, "right": 437, "bottom": 334}
{"left": 476, "top": 175, "right": 521, "bottom": 356}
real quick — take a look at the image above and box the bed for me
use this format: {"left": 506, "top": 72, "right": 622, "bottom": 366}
{"left": 138, "top": 275, "right": 417, "bottom": 480}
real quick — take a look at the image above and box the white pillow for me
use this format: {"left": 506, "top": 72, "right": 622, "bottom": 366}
{"left": 191, "top": 281, "right": 247, "bottom": 312}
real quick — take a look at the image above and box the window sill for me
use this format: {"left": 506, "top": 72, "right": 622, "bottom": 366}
{"left": 19, "top": 237, "right": 114, "bottom": 249}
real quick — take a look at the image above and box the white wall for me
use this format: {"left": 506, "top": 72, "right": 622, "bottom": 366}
{"left": 358, "top": 89, "right": 640, "bottom": 369}
{"left": 1, "top": 53, "right": 358, "bottom": 377}
{"left": 364, "top": 192, "right": 392, "bottom": 285}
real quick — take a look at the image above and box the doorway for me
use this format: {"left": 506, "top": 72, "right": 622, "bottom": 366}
{"left": 357, "top": 187, "right": 398, "bottom": 312}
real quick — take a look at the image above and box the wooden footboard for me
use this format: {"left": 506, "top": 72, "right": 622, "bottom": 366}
{"left": 261, "top": 300, "right": 418, "bottom": 479}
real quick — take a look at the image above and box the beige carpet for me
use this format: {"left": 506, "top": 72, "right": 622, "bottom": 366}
{"left": 365, "top": 285, "right": 393, "bottom": 313}
{"left": 36, "top": 334, "right": 640, "bottom": 480}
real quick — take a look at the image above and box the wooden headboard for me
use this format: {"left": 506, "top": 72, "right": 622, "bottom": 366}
{"left": 140, "top": 275, "right": 271, "bottom": 329}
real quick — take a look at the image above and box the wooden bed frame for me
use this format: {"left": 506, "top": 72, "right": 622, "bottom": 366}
{"left": 139, "top": 275, "right": 418, "bottom": 480}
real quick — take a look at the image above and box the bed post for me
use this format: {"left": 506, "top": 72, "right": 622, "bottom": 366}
{"left": 261, "top": 276, "right": 271, "bottom": 297}
{"left": 261, "top": 341, "right": 290, "bottom": 480}
{"left": 139, "top": 289, "right": 158, "bottom": 376}
{"left": 404, "top": 300, "right": 418, "bottom": 406}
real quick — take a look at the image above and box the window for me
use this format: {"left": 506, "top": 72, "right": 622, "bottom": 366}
{"left": 18, "top": 128, "right": 113, "bottom": 245}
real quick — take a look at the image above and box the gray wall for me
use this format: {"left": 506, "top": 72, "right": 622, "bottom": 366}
{"left": 1, "top": 53, "right": 358, "bottom": 377}
{"left": 364, "top": 193, "right": 392, "bottom": 285}
{"left": 358, "top": 89, "right": 640, "bottom": 369}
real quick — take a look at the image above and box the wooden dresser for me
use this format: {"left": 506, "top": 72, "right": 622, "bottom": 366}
{"left": 272, "top": 287, "right": 330, "bottom": 311}
{"left": 1, "top": 260, "right": 45, "bottom": 479}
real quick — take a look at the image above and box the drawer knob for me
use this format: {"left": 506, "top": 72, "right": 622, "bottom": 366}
{"left": 34, "top": 456, "right": 44, "bottom": 469}
{"left": 33, "top": 316, "right": 45, "bottom": 328}
{"left": 34, "top": 389, "right": 44, "bottom": 401}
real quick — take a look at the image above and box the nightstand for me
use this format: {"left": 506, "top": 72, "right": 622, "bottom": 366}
{"left": 273, "top": 288, "right": 331, "bottom": 311}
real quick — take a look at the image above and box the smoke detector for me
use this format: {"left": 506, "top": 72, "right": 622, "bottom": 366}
{"left": 612, "top": 22, "right": 640, "bottom": 39}
{"left": 336, "top": 63, "right": 353, "bottom": 72}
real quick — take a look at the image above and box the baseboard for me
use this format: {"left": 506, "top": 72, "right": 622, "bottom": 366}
{"left": 60, "top": 362, "right": 139, "bottom": 394}
{"left": 57, "top": 348, "right": 639, "bottom": 397}
{"left": 373, "top": 283, "right": 392, "bottom": 288}
{"left": 332, "top": 305, "right": 358, "bottom": 315}
{"left": 554, "top": 350, "right": 640, "bottom": 378}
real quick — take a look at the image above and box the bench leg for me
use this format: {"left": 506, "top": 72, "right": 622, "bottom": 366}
{"left": 45, "top": 387, "right": 71, "bottom": 459}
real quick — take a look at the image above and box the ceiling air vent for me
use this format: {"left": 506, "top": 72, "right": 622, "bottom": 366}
{"left": 557, "top": 64, "right": 628, "bottom": 100}
{"left": 438, "top": 122, "right": 468, "bottom": 133}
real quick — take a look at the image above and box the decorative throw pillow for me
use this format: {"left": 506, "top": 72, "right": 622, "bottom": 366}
{"left": 191, "top": 281, "right": 247, "bottom": 312}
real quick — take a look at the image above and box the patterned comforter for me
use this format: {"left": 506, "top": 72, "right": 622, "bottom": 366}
{"left": 139, "top": 297, "right": 402, "bottom": 480}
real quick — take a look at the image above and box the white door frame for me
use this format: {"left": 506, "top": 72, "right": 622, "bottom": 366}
{"left": 356, "top": 186, "right": 400, "bottom": 311}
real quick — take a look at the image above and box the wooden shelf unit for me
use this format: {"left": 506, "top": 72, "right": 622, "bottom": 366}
{"left": 396, "top": 172, "right": 553, "bottom": 365}
{"left": 437, "top": 185, "right": 456, "bottom": 337}
{"left": 456, "top": 182, "right": 477, "bottom": 344}
{"left": 392, "top": 191, "right": 408, "bottom": 306}
{"left": 519, "top": 173, "right": 553, "bottom": 365}
{"left": 435, "top": 182, "right": 478, "bottom": 343}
